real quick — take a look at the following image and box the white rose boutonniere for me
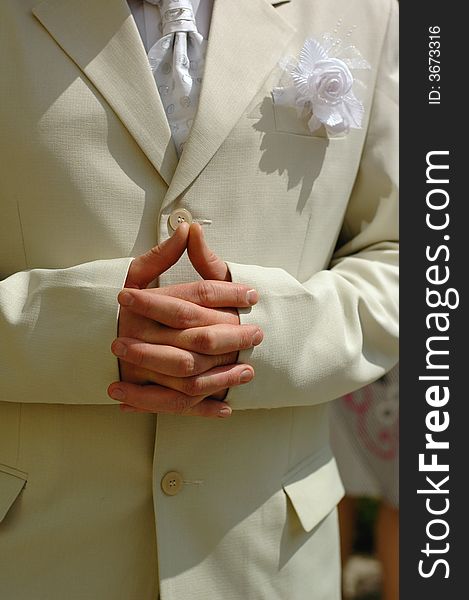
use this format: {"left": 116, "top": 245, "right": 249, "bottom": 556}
{"left": 273, "top": 30, "right": 371, "bottom": 136}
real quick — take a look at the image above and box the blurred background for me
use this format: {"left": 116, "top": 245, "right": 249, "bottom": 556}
{"left": 330, "top": 365, "right": 399, "bottom": 600}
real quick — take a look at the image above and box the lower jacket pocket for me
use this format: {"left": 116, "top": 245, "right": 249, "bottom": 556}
{"left": 282, "top": 449, "right": 345, "bottom": 533}
{"left": 0, "top": 464, "right": 27, "bottom": 523}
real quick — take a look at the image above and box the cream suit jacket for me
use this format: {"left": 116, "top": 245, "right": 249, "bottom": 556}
{"left": 0, "top": 0, "right": 399, "bottom": 598}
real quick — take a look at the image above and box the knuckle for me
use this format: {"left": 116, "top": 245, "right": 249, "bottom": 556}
{"left": 207, "top": 250, "right": 220, "bottom": 267}
{"left": 239, "top": 329, "right": 253, "bottom": 349}
{"left": 183, "top": 377, "right": 203, "bottom": 397}
{"left": 226, "top": 371, "right": 240, "bottom": 388}
{"left": 195, "top": 329, "right": 216, "bottom": 353}
{"left": 216, "top": 352, "right": 237, "bottom": 367}
{"left": 174, "top": 302, "right": 194, "bottom": 328}
{"left": 149, "top": 244, "right": 164, "bottom": 260}
{"left": 179, "top": 353, "right": 197, "bottom": 377}
{"left": 197, "top": 280, "right": 216, "bottom": 306}
{"left": 236, "top": 285, "right": 245, "bottom": 306}
{"left": 131, "top": 345, "right": 145, "bottom": 367}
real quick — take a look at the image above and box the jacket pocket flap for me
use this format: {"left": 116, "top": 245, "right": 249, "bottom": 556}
{"left": 0, "top": 464, "right": 27, "bottom": 523}
{"left": 282, "top": 451, "right": 344, "bottom": 533}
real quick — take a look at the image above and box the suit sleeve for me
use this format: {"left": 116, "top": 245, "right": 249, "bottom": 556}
{"left": 0, "top": 258, "right": 133, "bottom": 404}
{"left": 225, "top": 1, "right": 398, "bottom": 411}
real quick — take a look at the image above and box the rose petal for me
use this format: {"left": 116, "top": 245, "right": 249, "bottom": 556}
{"left": 343, "top": 93, "right": 365, "bottom": 128}
{"left": 325, "top": 110, "right": 345, "bottom": 128}
{"left": 327, "top": 120, "right": 350, "bottom": 136}
{"left": 311, "top": 101, "right": 334, "bottom": 123}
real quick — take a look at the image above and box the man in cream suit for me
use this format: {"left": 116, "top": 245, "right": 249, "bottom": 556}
{"left": 0, "top": 0, "right": 398, "bottom": 598}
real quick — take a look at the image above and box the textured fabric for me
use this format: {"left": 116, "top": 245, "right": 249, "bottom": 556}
{"left": 0, "top": 0, "right": 398, "bottom": 598}
{"left": 0, "top": 403, "right": 160, "bottom": 599}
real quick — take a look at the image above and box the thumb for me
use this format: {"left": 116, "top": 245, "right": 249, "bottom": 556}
{"left": 188, "top": 223, "right": 230, "bottom": 281}
{"left": 125, "top": 222, "right": 189, "bottom": 289}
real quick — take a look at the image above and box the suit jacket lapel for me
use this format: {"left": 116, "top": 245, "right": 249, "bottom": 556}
{"left": 32, "top": 0, "right": 178, "bottom": 186}
{"left": 162, "top": 0, "right": 296, "bottom": 209}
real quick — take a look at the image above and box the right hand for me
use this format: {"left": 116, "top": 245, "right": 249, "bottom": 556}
{"left": 108, "top": 225, "right": 262, "bottom": 418}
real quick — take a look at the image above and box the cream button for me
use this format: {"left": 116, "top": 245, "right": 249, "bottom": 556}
{"left": 161, "top": 471, "right": 183, "bottom": 496}
{"left": 168, "top": 208, "right": 193, "bottom": 231}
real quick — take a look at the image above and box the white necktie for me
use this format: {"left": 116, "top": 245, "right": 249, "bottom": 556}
{"left": 145, "top": 0, "right": 207, "bottom": 157}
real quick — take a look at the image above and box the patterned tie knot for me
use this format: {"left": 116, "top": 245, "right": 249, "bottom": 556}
{"left": 159, "top": 0, "right": 197, "bottom": 35}
{"left": 165, "top": 7, "right": 192, "bottom": 20}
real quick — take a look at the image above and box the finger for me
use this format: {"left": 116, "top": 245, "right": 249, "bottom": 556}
{"left": 125, "top": 222, "right": 189, "bottom": 289}
{"left": 156, "top": 323, "right": 263, "bottom": 355}
{"left": 140, "top": 364, "right": 254, "bottom": 397}
{"left": 118, "top": 290, "right": 240, "bottom": 327}
{"left": 111, "top": 337, "right": 238, "bottom": 377}
{"left": 154, "top": 280, "right": 259, "bottom": 308}
{"left": 108, "top": 383, "right": 232, "bottom": 418}
{"left": 188, "top": 223, "right": 230, "bottom": 281}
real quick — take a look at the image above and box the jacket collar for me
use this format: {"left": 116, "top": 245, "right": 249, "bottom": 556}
{"left": 162, "top": 0, "right": 296, "bottom": 209}
{"left": 32, "top": 0, "right": 295, "bottom": 193}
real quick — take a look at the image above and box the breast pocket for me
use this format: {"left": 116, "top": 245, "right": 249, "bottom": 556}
{"left": 281, "top": 450, "right": 344, "bottom": 532}
{"left": 272, "top": 103, "right": 330, "bottom": 139}
{"left": 246, "top": 93, "right": 336, "bottom": 143}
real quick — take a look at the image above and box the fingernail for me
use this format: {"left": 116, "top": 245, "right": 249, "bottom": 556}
{"left": 121, "top": 404, "right": 137, "bottom": 412}
{"left": 218, "top": 405, "right": 232, "bottom": 417}
{"left": 252, "top": 329, "right": 263, "bottom": 346}
{"left": 110, "top": 387, "right": 126, "bottom": 400}
{"left": 240, "top": 369, "right": 253, "bottom": 383}
{"left": 119, "top": 292, "right": 134, "bottom": 306}
{"left": 112, "top": 341, "right": 127, "bottom": 357}
{"left": 246, "top": 289, "right": 258, "bottom": 305}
